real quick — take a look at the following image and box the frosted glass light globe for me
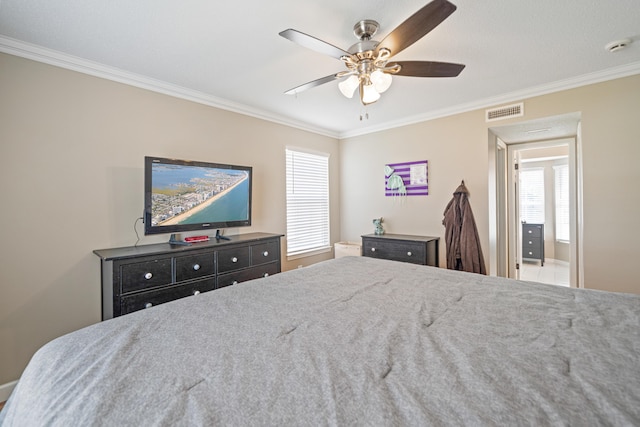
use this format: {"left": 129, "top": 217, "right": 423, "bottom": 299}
{"left": 361, "top": 83, "right": 381, "bottom": 104}
{"left": 338, "top": 75, "right": 359, "bottom": 98}
{"left": 371, "top": 70, "right": 392, "bottom": 93}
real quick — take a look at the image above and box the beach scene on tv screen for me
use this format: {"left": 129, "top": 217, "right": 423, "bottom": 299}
{"left": 151, "top": 164, "right": 249, "bottom": 226}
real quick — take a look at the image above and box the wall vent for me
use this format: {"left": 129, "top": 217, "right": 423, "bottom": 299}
{"left": 485, "top": 103, "right": 524, "bottom": 122}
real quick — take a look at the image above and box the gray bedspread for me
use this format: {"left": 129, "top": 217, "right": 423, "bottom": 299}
{"left": 1, "top": 257, "right": 639, "bottom": 426}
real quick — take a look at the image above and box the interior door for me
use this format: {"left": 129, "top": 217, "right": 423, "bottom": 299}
{"left": 506, "top": 145, "right": 522, "bottom": 279}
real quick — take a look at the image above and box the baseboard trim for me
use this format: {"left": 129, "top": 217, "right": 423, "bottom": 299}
{"left": 0, "top": 380, "right": 18, "bottom": 403}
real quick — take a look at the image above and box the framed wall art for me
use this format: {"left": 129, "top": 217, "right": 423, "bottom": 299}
{"left": 385, "top": 160, "right": 428, "bottom": 197}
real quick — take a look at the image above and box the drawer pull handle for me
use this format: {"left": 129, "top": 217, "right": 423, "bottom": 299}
{"left": 407, "top": 251, "right": 412, "bottom": 256}
{"left": 371, "top": 248, "right": 376, "bottom": 252}
{"left": 193, "top": 264, "right": 200, "bottom": 271}
{"left": 145, "top": 302, "right": 153, "bottom": 309}
{"left": 528, "top": 241, "right": 533, "bottom": 245}
{"left": 263, "top": 273, "right": 269, "bottom": 278}
{"left": 193, "top": 290, "right": 200, "bottom": 296}
{"left": 232, "top": 280, "right": 239, "bottom": 285}
{"left": 231, "top": 257, "right": 238, "bottom": 263}
{"left": 528, "top": 251, "right": 533, "bottom": 255}
{"left": 528, "top": 230, "right": 533, "bottom": 234}
{"left": 263, "top": 251, "right": 269, "bottom": 257}
{"left": 144, "top": 272, "right": 153, "bottom": 280}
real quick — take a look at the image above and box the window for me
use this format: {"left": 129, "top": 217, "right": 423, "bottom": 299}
{"left": 554, "top": 164, "right": 570, "bottom": 242}
{"left": 519, "top": 168, "right": 545, "bottom": 224}
{"left": 285, "top": 148, "right": 330, "bottom": 258}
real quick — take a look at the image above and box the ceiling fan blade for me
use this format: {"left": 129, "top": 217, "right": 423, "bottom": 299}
{"left": 284, "top": 74, "right": 342, "bottom": 95}
{"left": 279, "top": 29, "right": 351, "bottom": 60}
{"left": 393, "top": 61, "right": 465, "bottom": 77}
{"left": 376, "top": 0, "right": 457, "bottom": 57}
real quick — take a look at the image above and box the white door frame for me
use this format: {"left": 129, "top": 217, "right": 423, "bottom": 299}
{"left": 489, "top": 123, "right": 583, "bottom": 288}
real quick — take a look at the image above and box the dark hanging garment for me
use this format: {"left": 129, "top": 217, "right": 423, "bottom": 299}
{"left": 443, "top": 181, "right": 487, "bottom": 275}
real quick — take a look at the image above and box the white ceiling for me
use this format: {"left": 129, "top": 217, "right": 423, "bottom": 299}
{"left": 1, "top": 0, "right": 639, "bottom": 139}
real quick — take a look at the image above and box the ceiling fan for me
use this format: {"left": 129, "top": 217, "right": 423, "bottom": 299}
{"left": 279, "top": 0, "right": 465, "bottom": 106}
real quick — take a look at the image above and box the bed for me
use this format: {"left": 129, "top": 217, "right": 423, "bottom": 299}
{"left": 1, "top": 256, "right": 639, "bottom": 425}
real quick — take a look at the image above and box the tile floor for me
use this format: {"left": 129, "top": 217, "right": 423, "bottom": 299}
{"left": 519, "top": 258, "right": 570, "bottom": 287}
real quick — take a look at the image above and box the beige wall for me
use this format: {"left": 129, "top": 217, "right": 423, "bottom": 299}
{"left": 339, "top": 110, "right": 490, "bottom": 259}
{"left": 340, "top": 74, "right": 640, "bottom": 296}
{"left": 0, "top": 53, "right": 340, "bottom": 385}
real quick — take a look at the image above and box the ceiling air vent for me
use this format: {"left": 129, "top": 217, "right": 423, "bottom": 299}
{"left": 485, "top": 103, "right": 524, "bottom": 122}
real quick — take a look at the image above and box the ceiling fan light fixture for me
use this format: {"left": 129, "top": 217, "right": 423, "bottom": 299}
{"left": 338, "top": 75, "right": 360, "bottom": 98}
{"left": 371, "top": 70, "right": 392, "bottom": 93}
{"left": 280, "top": 0, "right": 465, "bottom": 109}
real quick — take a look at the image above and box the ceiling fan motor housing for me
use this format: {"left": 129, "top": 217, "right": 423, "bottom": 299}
{"left": 349, "top": 20, "right": 381, "bottom": 57}
{"left": 353, "top": 20, "right": 379, "bottom": 41}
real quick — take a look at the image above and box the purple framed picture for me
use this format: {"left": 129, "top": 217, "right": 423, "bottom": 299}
{"left": 385, "top": 160, "right": 428, "bottom": 197}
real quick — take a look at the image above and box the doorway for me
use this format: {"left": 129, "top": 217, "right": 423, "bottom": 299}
{"left": 488, "top": 113, "right": 583, "bottom": 288}
{"left": 509, "top": 141, "right": 571, "bottom": 285}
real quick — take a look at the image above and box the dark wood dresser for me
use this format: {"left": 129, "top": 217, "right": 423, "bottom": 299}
{"left": 94, "top": 232, "right": 283, "bottom": 319}
{"left": 522, "top": 223, "right": 544, "bottom": 266}
{"left": 361, "top": 234, "right": 439, "bottom": 267}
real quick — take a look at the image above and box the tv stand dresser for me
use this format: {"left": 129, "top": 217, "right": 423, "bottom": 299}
{"left": 94, "top": 233, "right": 283, "bottom": 320}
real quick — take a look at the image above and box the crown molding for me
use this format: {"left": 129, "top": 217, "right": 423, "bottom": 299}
{"left": 0, "top": 36, "right": 340, "bottom": 139}
{"left": 2, "top": 36, "right": 639, "bottom": 141}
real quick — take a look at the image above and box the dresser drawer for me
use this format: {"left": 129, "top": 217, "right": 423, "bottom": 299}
{"left": 523, "top": 225, "right": 542, "bottom": 238}
{"left": 120, "top": 277, "right": 216, "bottom": 315}
{"left": 363, "top": 239, "right": 426, "bottom": 265}
{"left": 175, "top": 252, "right": 215, "bottom": 282}
{"left": 217, "top": 262, "right": 280, "bottom": 289}
{"left": 523, "top": 246, "right": 542, "bottom": 260}
{"left": 523, "top": 238, "right": 541, "bottom": 251}
{"left": 120, "top": 258, "right": 173, "bottom": 294}
{"left": 217, "top": 246, "right": 251, "bottom": 273}
{"left": 361, "top": 234, "right": 439, "bottom": 267}
{"left": 251, "top": 240, "right": 279, "bottom": 265}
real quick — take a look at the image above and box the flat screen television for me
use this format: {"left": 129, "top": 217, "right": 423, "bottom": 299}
{"left": 144, "top": 156, "right": 252, "bottom": 241}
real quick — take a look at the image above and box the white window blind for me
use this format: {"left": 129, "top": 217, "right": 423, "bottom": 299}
{"left": 554, "top": 164, "right": 570, "bottom": 242}
{"left": 519, "top": 168, "right": 545, "bottom": 224}
{"left": 285, "top": 148, "right": 330, "bottom": 257}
